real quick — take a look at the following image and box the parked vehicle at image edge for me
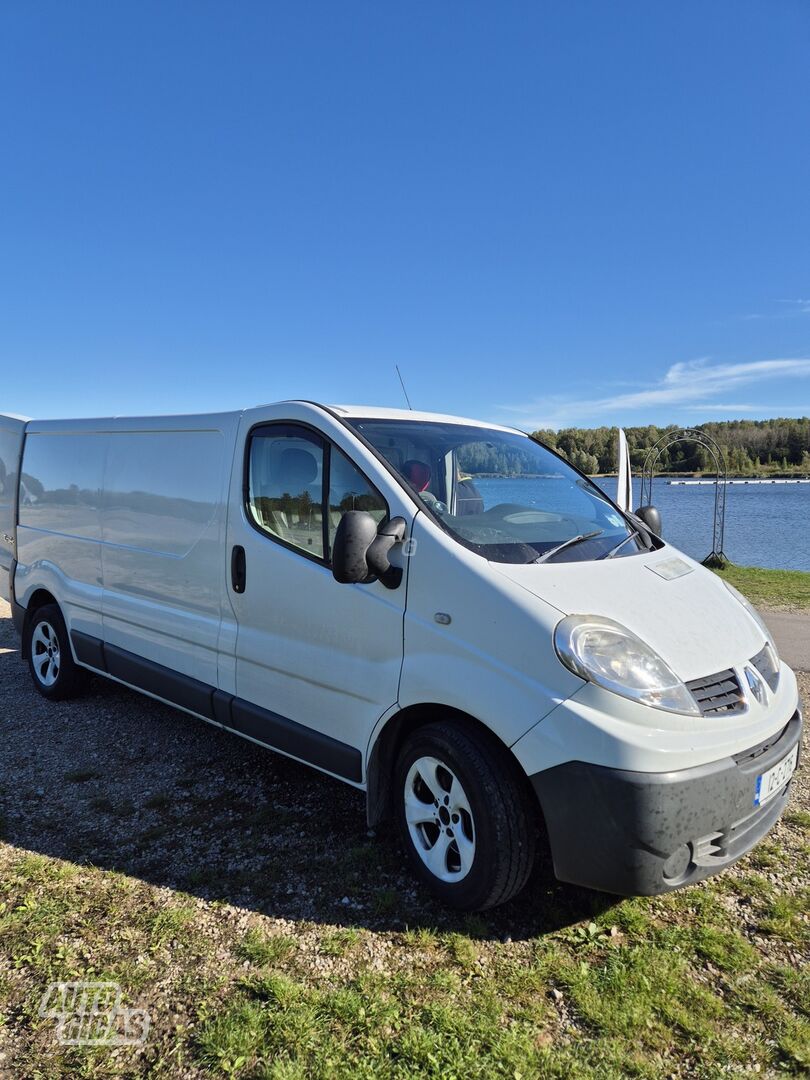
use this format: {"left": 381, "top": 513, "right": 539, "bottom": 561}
{"left": 0, "top": 403, "right": 802, "bottom": 910}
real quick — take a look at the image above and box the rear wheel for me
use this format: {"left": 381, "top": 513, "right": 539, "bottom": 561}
{"left": 394, "top": 720, "right": 535, "bottom": 910}
{"left": 24, "top": 604, "right": 89, "bottom": 700}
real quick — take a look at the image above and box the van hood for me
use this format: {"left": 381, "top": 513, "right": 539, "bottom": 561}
{"left": 492, "top": 548, "right": 766, "bottom": 684}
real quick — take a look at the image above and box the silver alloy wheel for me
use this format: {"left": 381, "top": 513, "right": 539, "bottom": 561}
{"left": 403, "top": 755, "right": 476, "bottom": 882}
{"left": 31, "top": 620, "right": 61, "bottom": 688}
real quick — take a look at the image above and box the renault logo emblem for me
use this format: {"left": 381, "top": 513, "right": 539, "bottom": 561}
{"left": 744, "top": 665, "right": 766, "bottom": 706}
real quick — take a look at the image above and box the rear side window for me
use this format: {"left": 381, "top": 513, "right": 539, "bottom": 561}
{"left": 247, "top": 424, "right": 388, "bottom": 563}
{"left": 18, "top": 433, "right": 106, "bottom": 541}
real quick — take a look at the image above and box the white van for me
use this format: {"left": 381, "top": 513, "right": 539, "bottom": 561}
{"left": 0, "top": 403, "right": 801, "bottom": 909}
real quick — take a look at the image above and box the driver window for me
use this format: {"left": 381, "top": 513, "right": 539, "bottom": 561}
{"left": 248, "top": 427, "right": 325, "bottom": 558}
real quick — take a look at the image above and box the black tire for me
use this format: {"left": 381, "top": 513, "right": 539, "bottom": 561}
{"left": 394, "top": 720, "right": 536, "bottom": 910}
{"left": 24, "top": 603, "right": 89, "bottom": 701}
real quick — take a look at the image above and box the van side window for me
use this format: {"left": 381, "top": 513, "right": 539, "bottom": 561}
{"left": 327, "top": 447, "right": 388, "bottom": 551}
{"left": 248, "top": 426, "right": 326, "bottom": 559}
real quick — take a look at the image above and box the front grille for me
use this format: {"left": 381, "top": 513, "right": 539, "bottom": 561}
{"left": 686, "top": 668, "right": 746, "bottom": 716}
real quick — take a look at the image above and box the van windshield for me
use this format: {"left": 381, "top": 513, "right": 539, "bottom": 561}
{"left": 346, "top": 419, "right": 645, "bottom": 565}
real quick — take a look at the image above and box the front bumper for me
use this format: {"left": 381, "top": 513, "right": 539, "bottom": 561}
{"left": 530, "top": 708, "right": 802, "bottom": 896}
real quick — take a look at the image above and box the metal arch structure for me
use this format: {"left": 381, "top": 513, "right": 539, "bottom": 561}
{"left": 639, "top": 428, "right": 729, "bottom": 567}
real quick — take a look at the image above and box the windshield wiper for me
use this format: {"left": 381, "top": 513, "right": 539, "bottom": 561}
{"left": 599, "top": 529, "right": 641, "bottom": 560}
{"left": 533, "top": 529, "right": 603, "bottom": 564}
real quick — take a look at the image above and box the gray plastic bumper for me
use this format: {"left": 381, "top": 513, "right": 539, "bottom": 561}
{"left": 530, "top": 708, "right": 802, "bottom": 896}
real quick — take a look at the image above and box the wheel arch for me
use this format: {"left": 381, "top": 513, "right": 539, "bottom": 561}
{"left": 19, "top": 588, "right": 59, "bottom": 659}
{"left": 365, "top": 702, "right": 537, "bottom": 828}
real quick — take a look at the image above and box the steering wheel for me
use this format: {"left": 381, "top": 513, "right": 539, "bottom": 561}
{"left": 419, "top": 490, "right": 448, "bottom": 514}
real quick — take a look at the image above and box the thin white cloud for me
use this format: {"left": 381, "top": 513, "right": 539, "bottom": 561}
{"left": 685, "top": 402, "right": 810, "bottom": 415}
{"left": 743, "top": 298, "right": 810, "bottom": 320}
{"left": 497, "top": 357, "right": 810, "bottom": 430}
{"left": 684, "top": 404, "right": 759, "bottom": 412}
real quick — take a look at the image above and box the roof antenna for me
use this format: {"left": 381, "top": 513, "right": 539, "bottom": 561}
{"left": 395, "top": 364, "right": 413, "bottom": 410}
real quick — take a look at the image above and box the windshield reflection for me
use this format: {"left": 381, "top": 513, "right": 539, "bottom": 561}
{"left": 347, "top": 419, "right": 646, "bottom": 564}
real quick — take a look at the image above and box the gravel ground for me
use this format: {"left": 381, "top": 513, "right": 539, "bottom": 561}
{"left": 0, "top": 597, "right": 804, "bottom": 929}
{"left": 0, "top": 597, "right": 807, "bottom": 1077}
{"left": 0, "top": 598, "right": 585, "bottom": 935}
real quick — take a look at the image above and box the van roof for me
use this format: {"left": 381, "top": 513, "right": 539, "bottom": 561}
{"left": 326, "top": 404, "right": 520, "bottom": 433}
{"left": 13, "top": 402, "right": 522, "bottom": 435}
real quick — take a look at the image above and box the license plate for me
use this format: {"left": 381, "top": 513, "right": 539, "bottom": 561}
{"left": 754, "top": 745, "right": 799, "bottom": 807}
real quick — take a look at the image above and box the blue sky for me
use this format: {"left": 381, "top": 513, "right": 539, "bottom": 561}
{"left": 2, "top": 2, "right": 809, "bottom": 430}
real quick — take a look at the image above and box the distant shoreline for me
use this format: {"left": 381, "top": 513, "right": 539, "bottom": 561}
{"left": 475, "top": 472, "right": 810, "bottom": 481}
{"left": 591, "top": 472, "right": 810, "bottom": 481}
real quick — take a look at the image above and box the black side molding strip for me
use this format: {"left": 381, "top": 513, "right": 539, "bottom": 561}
{"left": 229, "top": 697, "right": 362, "bottom": 782}
{"left": 69, "top": 631, "right": 363, "bottom": 783}
{"left": 212, "top": 688, "right": 233, "bottom": 727}
{"left": 71, "top": 630, "right": 107, "bottom": 672}
{"left": 104, "top": 643, "right": 217, "bottom": 722}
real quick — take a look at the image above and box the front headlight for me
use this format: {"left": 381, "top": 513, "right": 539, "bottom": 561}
{"left": 554, "top": 614, "right": 700, "bottom": 717}
{"left": 722, "top": 580, "right": 778, "bottom": 661}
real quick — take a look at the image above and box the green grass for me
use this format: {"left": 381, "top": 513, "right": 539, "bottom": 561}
{"left": 2, "top": 673, "right": 808, "bottom": 1078}
{"left": 318, "top": 928, "right": 360, "bottom": 957}
{"left": 238, "top": 928, "right": 298, "bottom": 966}
{"left": 713, "top": 563, "right": 810, "bottom": 609}
{"left": 758, "top": 890, "right": 810, "bottom": 945}
{"left": 4, "top": 824, "right": 809, "bottom": 1079}
{"left": 1, "top": 851, "right": 810, "bottom": 1080}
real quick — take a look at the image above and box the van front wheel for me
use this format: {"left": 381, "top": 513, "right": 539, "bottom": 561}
{"left": 24, "top": 604, "right": 89, "bottom": 701}
{"left": 394, "top": 721, "right": 535, "bottom": 910}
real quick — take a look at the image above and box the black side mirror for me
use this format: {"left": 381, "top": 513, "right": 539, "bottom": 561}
{"left": 332, "top": 512, "right": 407, "bottom": 589}
{"left": 634, "top": 504, "right": 662, "bottom": 537}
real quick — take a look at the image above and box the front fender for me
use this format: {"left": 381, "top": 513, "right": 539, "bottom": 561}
{"left": 399, "top": 515, "right": 582, "bottom": 748}
{"left": 398, "top": 635, "right": 577, "bottom": 748}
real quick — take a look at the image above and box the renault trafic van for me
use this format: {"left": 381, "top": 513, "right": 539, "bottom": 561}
{"left": 0, "top": 403, "right": 801, "bottom": 909}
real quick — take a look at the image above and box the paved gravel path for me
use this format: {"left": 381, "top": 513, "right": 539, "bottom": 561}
{"left": 762, "top": 609, "right": 810, "bottom": 672}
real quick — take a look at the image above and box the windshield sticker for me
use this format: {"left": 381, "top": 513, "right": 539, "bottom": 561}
{"left": 606, "top": 513, "right": 624, "bottom": 527}
{"left": 648, "top": 557, "right": 695, "bottom": 581}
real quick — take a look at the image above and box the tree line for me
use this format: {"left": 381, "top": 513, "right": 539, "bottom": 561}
{"left": 533, "top": 417, "right": 810, "bottom": 476}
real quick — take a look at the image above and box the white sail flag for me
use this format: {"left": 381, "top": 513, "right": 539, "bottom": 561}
{"left": 616, "top": 428, "right": 632, "bottom": 511}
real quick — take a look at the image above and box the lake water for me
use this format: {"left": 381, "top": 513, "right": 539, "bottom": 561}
{"left": 474, "top": 476, "right": 810, "bottom": 571}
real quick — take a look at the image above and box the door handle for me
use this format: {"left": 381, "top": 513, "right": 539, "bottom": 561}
{"left": 231, "top": 545, "right": 246, "bottom": 593}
